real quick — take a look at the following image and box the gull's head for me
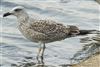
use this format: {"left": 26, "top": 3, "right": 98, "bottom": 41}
{"left": 3, "top": 6, "right": 26, "bottom": 17}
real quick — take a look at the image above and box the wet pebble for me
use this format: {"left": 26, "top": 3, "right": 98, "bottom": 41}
{"left": 11, "top": 64, "right": 17, "bottom": 66}
{"left": 24, "top": 57, "right": 33, "bottom": 59}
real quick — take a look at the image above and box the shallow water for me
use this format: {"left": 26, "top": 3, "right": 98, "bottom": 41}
{"left": 0, "top": 0, "right": 100, "bottom": 67}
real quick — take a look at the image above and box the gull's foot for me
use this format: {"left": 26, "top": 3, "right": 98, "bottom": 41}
{"left": 36, "top": 56, "right": 41, "bottom": 64}
{"left": 37, "top": 60, "right": 41, "bottom": 64}
{"left": 37, "top": 61, "right": 44, "bottom": 66}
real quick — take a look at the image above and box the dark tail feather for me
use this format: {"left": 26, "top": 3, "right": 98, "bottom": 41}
{"left": 78, "top": 30, "right": 100, "bottom": 35}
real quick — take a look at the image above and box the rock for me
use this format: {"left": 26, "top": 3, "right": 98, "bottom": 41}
{"left": 71, "top": 54, "right": 100, "bottom": 67}
{"left": 95, "top": 0, "right": 100, "bottom": 4}
{"left": 71, "top": 34, "right": 100, "bottom": 67}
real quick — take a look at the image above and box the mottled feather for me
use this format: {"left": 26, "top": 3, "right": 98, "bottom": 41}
{"left": 28, "top": 19, "right": 70, "bottom": 43}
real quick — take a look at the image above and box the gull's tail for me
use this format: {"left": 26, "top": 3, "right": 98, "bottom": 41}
{"left": 67, "top": 25, "right": 99, "bottom": 37}
{"left": 78, "top": 30, "right": 100, "bottom": 35}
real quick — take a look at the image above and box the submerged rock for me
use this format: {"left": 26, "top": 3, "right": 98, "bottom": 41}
{"left": 71, "top": 34, "right": 100, "bottom": 67}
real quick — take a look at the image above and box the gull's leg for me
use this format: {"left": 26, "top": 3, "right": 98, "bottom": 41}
{"left": 36, "top": 42, "right": 42, "bottom": 64}
{"left": 40, "top": 43, "right": 46, "bottom": 65}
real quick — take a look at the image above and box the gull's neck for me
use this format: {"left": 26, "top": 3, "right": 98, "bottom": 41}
{"left": 17, "top": 11, "right": 29, "bottom": 24}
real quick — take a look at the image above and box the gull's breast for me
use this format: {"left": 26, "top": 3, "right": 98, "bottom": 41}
{"left": 18, "top": 24, "right": 49, "bottom": 43}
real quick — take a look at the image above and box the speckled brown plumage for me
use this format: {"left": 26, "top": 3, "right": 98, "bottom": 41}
{"left": 20, "top": 19, "right": 72, "bottom": 43}
{"left": 31, "top": 20, "right": 70, "bottom": 42}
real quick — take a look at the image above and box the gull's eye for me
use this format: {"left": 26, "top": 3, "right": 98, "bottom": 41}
{"left": 14, "top": 9, "right": 22, "bottom": 12}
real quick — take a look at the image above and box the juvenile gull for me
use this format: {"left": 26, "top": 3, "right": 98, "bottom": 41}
{"left": 3, "top": 6, "right": 93, "bottom": 65}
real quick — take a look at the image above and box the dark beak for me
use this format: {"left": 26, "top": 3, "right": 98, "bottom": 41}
{"left": 3, "top": 12, "right": 12, "bottom": 17}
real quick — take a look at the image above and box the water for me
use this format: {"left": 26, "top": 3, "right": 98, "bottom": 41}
{"left": 0, "top": 0, "right": 100, "bottom": 67}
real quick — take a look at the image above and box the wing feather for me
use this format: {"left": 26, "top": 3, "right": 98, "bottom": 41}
{"left": 30, "top": 20, "right": 69, "bottom": 36}
{"left": 29, "top": 19, "right": 70, "bottom": 42}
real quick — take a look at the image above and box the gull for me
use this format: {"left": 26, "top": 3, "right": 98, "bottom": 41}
{"left": 3, "top": 6, "right": 96, "bottom": 65}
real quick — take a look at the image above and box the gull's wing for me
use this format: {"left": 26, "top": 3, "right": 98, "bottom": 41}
{"left": 30, "top": 20, "right": 70, "bottom": 41}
